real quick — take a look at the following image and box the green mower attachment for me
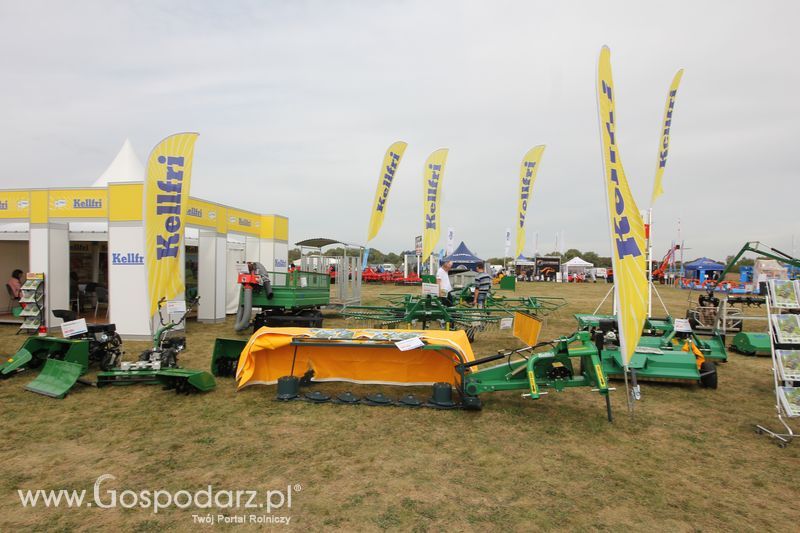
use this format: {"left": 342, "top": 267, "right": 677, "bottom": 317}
{"left": 575, "top": 314, "right": 726, "bottom": 388}
{"left": 210, "top": 338, "right": 247, "bottom": 377}
{"left": 1, "top": 336, "right": 89, "bottom": 377}
{"left": 96, "top": 367, "right": 216, "bottom": 393}
{"left": 24, "top": 359, "right": 85, "bottom": 399}
{"left": 731, "top": 332, "right": 771, "bottom": 356}
{"left": 156, "top": 369, "right": 216, "bottom": 393}
{"left": 1, "top": 336, "right": 91, "bottom": 398}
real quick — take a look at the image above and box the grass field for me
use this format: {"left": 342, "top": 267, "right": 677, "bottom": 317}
{"left": 1, "top": 282, "right": 798, "bottom": 531}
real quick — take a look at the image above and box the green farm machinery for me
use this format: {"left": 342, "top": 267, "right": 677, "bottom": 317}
{"left": 96, "top": 297, "right": 215, "bottom": 393}
{"left": 575, "top": 314, "right": 726, "bottom": 388}
{"left": 234, "top": 262, "right": 330, "bottom": 333}
{"left": 220, "top": 311, "right": 616, "bottom": 420}
{"left": 340, "top": 288, "right": 566, "bottom": 341}
{"left": 0, "top": 298, "right": 215, "bottom": 397}
{"left": 0, "top": 314, "right": 123, "bottom": 398}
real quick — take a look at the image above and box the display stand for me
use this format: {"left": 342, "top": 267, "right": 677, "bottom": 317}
{"left": 18, "top": 273, "right": 45, "bottom": 335}
{"left": 755, "top": 279, "right": 800, "bottom": 447}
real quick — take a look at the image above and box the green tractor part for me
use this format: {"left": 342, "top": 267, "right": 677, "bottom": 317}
{"left": 575, "top": 314, "right": 726, "bottom": 388}
{"left": 731, "top": 331, "right": 772, "bottom": 356}
{"left": 1, "top": 336, "right": 91, "bottom": 399}
{"left": 211, "top": 338, "right": 247, "bottom": 377}
{"left": 24, "top": 359, "right": 85, "bottom": 399}
{"left": 461, "top": 328, "right": 613, "bottom": 420}
{"left": 234, "top": 263, "right": 330, "bottom": 333}
{"left": 155, "top": 369, "right": 216, "bottom": 393}
{"left": 341, "top": 290, "right": 565, "bottom": 340}
{"left": 96, "top": 368, "right": 162, "bottom": 386}
{"left": 1, "top": 336, "right": 89, "bottom": 378}
{"left": 96, "top": 367, "right": 216, "bottom": 393}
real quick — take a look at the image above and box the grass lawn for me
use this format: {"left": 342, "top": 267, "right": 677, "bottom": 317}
{"left": 1, "top": 281, "right": 797, "bottom": 531}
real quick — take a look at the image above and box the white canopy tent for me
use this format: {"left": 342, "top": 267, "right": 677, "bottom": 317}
{"left": 561, "top": 256, "right": 594, "bottom": 278}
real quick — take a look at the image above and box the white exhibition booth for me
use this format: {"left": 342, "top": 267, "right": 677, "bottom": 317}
{"left": 560, "top": 256, "right": 594, "bottom": 280}
{"left": 0, "top": 141, "right": 288, "bottom": 339}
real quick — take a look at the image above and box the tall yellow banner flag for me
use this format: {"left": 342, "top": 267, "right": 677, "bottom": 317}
{"left": 422, "top": 148, "right": 449, "bottom": 261}
{"left": 515, "top": 145, "right": 545, "bottom": 258}
{"left": 366, "top": 141, "right": 407, "bottom": 242}
{"left": 597, "top": 47, "right": 647, "bottom": 367}
{"left": 143, "top": 132, "right": 199, "bottom": 318}
{"left": 650, "top": 69, "right": 684, "bottom": 205}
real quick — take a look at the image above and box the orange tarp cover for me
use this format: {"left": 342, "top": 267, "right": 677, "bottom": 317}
{"left": 236, "top": 328, "right": 475, "bottom": 389}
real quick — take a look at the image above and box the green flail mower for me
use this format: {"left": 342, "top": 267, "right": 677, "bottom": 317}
{"left": 574, "top": 314, "right": 727, "bottom": 390}
{"left": 730, "top": 331, "right": 771, "bottom": 356}
{"left": 340, "top": 289, "right": 566, "bottom": 341}
{"left": 234, "top": 262, "right": 331, "bottom": 333}
{"left": 96, "top": 297, "right": 215, "bottom": 393}
{"left": 0, "top": 315, "right": 123, "bottom": 398}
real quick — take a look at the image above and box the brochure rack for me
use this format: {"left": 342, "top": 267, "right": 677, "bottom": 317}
{"left": 18, "top": 273, "right": 45, "bottom": 334}
{"left": 756, "top": 279, "right": 800, "bottom": 447}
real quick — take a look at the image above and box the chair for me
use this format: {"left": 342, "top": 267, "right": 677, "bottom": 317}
{"left": 94, "top": 286, "right": 109, "bottom": 318}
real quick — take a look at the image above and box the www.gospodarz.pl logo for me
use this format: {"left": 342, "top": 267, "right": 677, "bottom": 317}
{"left": 17, "top": 474, "right": 298, "bottom": 523}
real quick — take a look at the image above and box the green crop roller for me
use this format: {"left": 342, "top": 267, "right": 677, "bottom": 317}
{"left": 731, "top": 332, "right": 771, "bottom": 356}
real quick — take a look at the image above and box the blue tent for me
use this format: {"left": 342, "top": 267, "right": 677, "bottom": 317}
{"left": 442, "top": 241, "right": 483, "bottom": 270}
{"left": 684, "top": 257, "right": 724, "bottom": 282}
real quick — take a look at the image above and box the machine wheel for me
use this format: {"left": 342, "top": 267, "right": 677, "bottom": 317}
{"left": 28, "top": 349, "right": 50, "bottom": 370}
{"left": 100, "top": 350, "right": 119, "bottom": 372}
{"left": 699, "top": 361, "right": 718, "bottom": 389}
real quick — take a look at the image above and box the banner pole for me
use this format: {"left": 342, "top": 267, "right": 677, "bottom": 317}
{"left": 648, "top": 208, "right": 653, "bottom": 317}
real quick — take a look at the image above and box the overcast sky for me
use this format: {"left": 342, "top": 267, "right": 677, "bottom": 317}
{"left": 0, "top": 1, "right": 797, "bottom": 262}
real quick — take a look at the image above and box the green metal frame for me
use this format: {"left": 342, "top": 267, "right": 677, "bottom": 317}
{"left": 462, "top": 331, "right": 610, "bottom": 401}
{"left": 250, "top": 270, "right": 330, "bottom": 311}
{"left": 342, "top": 290, "right": 565, "bottom": 332}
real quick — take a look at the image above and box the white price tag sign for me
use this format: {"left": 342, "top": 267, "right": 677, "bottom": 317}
{"left": 300, "top": 277, "right": 308, "bottom": 288}
{"left": 395, "top": 337, "right": 424, "bottom": 351}
{"left": 167, "top": 300, "right": 187, "bottom": 314}
{"left": 674, "top": 318, "right": 692, "bottom": 333}
{"left": 61, "top": 318, "right": 88, "bottom": 338}
{"left": 422, "top": 283, "right": 439, "bottom": 296}
{"left": 236, "top": 263, "right": 250, "bottom": 274}
{"left": 499, "top": 317, "right": 513, "bottom": 330}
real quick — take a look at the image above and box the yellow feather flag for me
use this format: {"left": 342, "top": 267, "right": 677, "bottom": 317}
{"left": 143, "top": 132, "right": 199, "bottom": 318}
{"left": 421, "top": 148, "right": 449, "bottom": 261}
{"left": 650, "top": 69, "right": 684, "bottom": 205}
{"left": 597, "top": 47, "right": 647, "bottom": 367}
{"left": 366, "top": 141, "right": 408, "bottom": 242}
{"left": 515, "top": 145, "right": 545, "bottom": 258}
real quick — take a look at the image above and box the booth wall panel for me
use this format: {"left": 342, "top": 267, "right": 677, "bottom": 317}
{"left": 108, "top": 223, "right": 151, "bottom": 338}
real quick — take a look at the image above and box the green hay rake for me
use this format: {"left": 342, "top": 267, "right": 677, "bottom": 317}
{"left": 341, "top": 289, "right": 566, "bottom": 340}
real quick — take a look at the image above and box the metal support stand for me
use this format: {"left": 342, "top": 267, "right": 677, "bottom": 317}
{"left": 755, "top": 281, "right": 799, "bottom": 447}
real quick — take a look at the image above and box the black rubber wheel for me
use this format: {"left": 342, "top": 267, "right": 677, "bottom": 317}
{"left": 699, "top": 361, "right": 718, "bottom": 389}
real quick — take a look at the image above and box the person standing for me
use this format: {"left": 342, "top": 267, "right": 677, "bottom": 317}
{"left": 436, "top": 261, "right": 453, "bottom": 300}
{"left": 7, "top": 269, "right": 23, "bottom": 299}
{"left": 473, "top": 263, "right": 492, "bottom": 308}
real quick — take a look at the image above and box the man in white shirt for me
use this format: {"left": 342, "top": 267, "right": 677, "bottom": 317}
{"left": 436, "top": 261, "right": 453, "bottom": 299}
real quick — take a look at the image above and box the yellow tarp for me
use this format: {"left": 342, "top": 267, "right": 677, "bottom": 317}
{"left": 236, "top": 328, "right": 475, "bottom": 390}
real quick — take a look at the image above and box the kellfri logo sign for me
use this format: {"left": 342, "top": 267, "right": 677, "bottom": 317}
{"left": 112, "top": 253, "right": 144, "bottom": 266}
